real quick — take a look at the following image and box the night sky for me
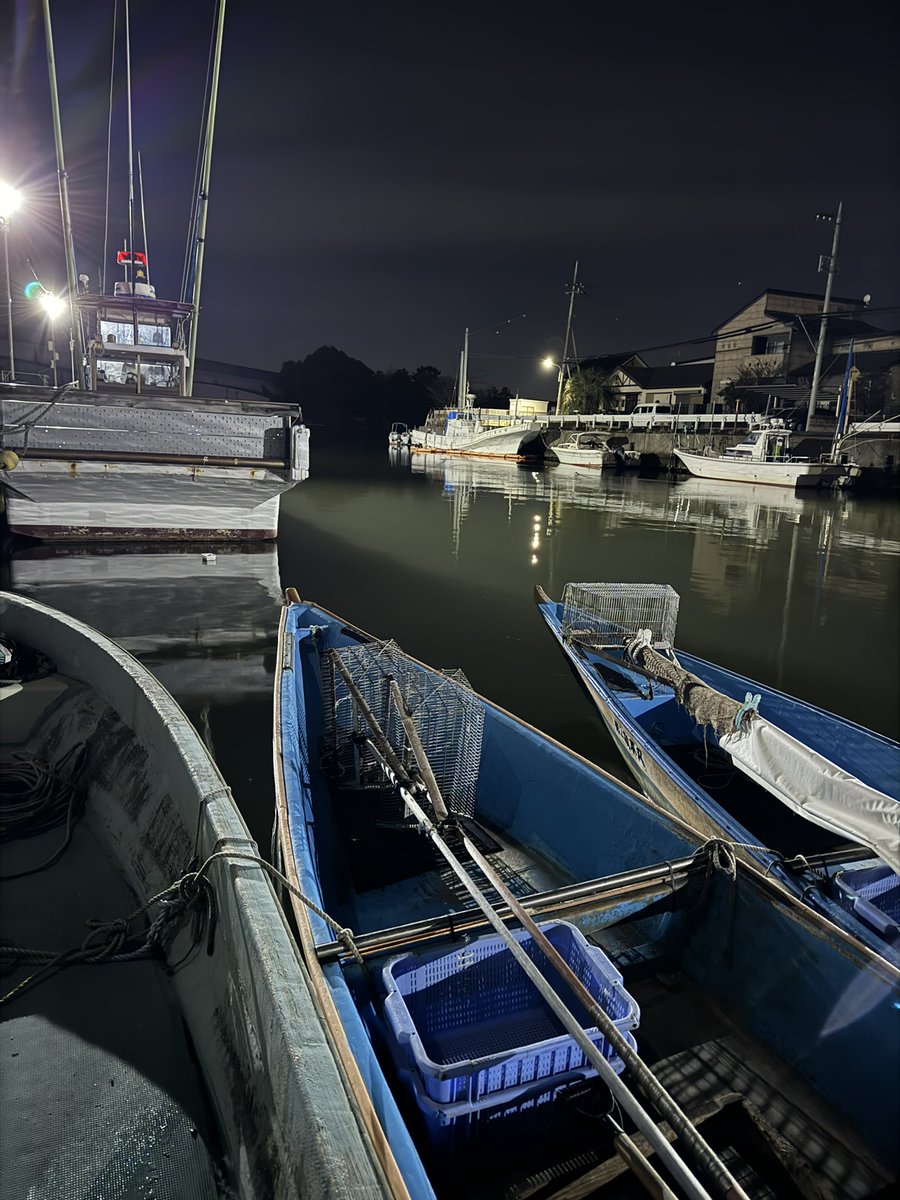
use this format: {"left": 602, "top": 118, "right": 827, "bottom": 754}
{"left": 3, "top": 0, "right": 899, "bottom": 398}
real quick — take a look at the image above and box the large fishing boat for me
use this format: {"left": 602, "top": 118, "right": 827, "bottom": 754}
{"left": 0, "top": 3, "right": 309, "bottom": 541}
{"left": 410, "top": 329, "right": 544, "bottom": 461}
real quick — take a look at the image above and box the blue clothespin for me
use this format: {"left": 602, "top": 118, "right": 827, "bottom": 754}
{"left": 734, "top": 692, "right": 761, "bottom": 731}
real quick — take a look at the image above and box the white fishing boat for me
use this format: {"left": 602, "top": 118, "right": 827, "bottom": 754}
{"left": 388, "top": 422, "right": 413, "bottom": 447}
{"left": 673, "top": 422, "right": 848, "bottom": 489}
{"left": 411, "top": 329, "right": 544, "bottom": 461}
{"left": 0, "top": 5, "right": 309, "bottom": 541}
{"left": 0, "top": 590, "right": 389, "bottom": 1197}
{"left": 551, "top": 431, "right": 640, "bottom": 469}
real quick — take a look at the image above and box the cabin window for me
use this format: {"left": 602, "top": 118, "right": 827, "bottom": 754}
{"left": 96, "top": 358, "right": 136, "bottom": 385}
{"left": 139, "top": 361, "right": 179, "bottom": 389}
{"left": 99, "top": 318, "right": 171, "bottom": 347}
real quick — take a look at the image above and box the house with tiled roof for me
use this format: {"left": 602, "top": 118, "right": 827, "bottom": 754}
{"left": 709, "top": 287, "right": 871, "bottom": 404}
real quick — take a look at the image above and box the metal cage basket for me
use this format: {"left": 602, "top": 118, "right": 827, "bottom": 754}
{"left": 560, "top": 583, "right": 680, "bottom": 650}
{"left": 323, "top": 639, "right": 483, "bottom": 818}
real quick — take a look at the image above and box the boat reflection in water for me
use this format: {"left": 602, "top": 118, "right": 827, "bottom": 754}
{"left": 403, "top": 449, "right": 857, "bottom": 551}
{"left": 6, "top": 543, "right": 282, "bottom": 841}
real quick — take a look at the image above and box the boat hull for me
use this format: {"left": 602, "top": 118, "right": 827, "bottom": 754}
{"left": 535, "top": 587, "right": 900, "bottom": 967}
{"left": 411, "top": 423, "right": 544, "bottom": 460}
{"left": 3, "top": 459, "right": 295, "bottom": 539}
{"left": 673, "top": 447, "right": 844, "bottom": 488}
{"left": 1, "top": 388, "right": 309, "bottom": 540}
{"left": 1, "top": 591, "right": 389, "bottom": 1198}
{"left": 552, "top": 446, "right": 610, "bottom": 468}
{"left": 276, "top": 595, "right": 900, "bottom": 1195}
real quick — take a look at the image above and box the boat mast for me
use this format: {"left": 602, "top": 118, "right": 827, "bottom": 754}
{"left": 186, "top": 0, "right": 227, "bottom": 397}
{"left": 557, "top": 258, "right": 580, "bottom": 410}
{"left": 41, "top": 0, "right": 86, "bottom": 389}
{"left": 804, "top": 202, "right": 842, "bottom": 431}
{"left": 456, "top": 327, "right": 470, "bottom": 411}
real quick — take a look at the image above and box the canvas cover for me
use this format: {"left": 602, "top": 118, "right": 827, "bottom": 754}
{"left": 719, "top": 720, "right": 900, "bottom": 873}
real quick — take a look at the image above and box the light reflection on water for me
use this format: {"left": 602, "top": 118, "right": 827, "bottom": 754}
{"left": 6, "top": 434, "right": 898, "bottom": 839}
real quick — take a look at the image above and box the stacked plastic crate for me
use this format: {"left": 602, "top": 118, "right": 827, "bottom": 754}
{"left": 383, "top": 920, "right": 640, "bottom": 1145}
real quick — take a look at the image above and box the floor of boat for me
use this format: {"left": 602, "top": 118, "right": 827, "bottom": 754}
{"left": 424, "top": 958, "right": 890, "bottom": 1200}
{"left": 329, "top": 785, "right": 566, "bottom": 934}
{"left": 1, "top": 814, "right": 229, "bottom": 1198}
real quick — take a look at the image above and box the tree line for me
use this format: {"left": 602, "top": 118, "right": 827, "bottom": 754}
{"left": 277, "top": 346, "right": 512, "bottom": 428}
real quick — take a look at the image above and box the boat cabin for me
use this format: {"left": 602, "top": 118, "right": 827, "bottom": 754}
{"left": 78, "top": 252, "right": 192, "bottom": 397}
{"left": 724, "top": 423, "right": 805, "bottom": 463}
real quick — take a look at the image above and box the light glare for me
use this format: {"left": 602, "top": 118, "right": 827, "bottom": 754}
{"left": 0, "top": 182, "right": 22, "bottom": 221}
{"left": 40, "top": 293, "right": 66, "bottom": 320}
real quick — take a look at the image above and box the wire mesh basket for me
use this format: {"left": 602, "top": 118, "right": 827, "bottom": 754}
{"left": 561, "top": 583, "right": 680, "bottom": 650}
{"left": 323, "top": 639, "right": 483, "bottom": 818}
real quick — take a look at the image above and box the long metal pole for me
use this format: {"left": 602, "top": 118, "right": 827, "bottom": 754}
{"left": 805, "top": 202, "right": 842, "bottom": 430}
{"left": 557, "top": 258, "right": 579, "bottom": 411}
{"left": 348, "top": 693, "right": 734, "bottom": 1198}
{"left": 41, "top": 0, "right": 86, "bottom": 389}
{"left": 186, "top": 0, "right": 227, "bottom": 396}
{"left": 2, "top": 220, "right": 14, "bottom": 380}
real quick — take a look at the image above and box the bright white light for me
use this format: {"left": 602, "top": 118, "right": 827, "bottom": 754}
{"left": 541, "top": 356, "right": 556, "bottom": 371}
{"left": 531, "top": 554, "right": 538, "bottom": 565}
{"left": 0, "top": 182, "right": 22, "bottom": 221}
{"left": 40, "top": 293, "right": 66, "bottom": 320}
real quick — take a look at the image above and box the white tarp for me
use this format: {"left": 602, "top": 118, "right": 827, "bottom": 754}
{"left": 719, "top": 718, "right": 900, "bottom": 873}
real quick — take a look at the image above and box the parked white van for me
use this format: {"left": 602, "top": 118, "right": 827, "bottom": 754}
{"left": 628, "top": 403, "right": 676, "bottom": 429}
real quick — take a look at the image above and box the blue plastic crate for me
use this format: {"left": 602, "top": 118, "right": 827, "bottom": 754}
{"left": 835, "top": 861, "right": 900, "bottom": 937}
{"left": 402, "top": 1030, "right": 638, "bottom": 1152}
{"left": 382, "top": 920, "right": 639, "bottom": 1107}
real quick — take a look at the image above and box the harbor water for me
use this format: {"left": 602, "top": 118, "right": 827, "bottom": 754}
{"left": 4, "top": 430, "right": 899, "bottom": 850}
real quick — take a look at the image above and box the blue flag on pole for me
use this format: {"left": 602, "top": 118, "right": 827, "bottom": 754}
{"left": 835, "top": 338, "right": 855, "bottom": 438}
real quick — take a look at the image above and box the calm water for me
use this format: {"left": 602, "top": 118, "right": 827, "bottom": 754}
{"left": 6, "top": 429, "right": 899, "bottom": 848}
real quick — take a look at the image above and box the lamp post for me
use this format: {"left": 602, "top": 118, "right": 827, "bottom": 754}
{"left": 0, "top": 182, "right": 22, "bottom": 382}
{"left": 39, "top": 291, "right": 66, "bottom": 386}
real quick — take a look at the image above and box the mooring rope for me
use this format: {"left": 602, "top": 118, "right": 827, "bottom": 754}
{"left": 0, "top": 847, "right": 362, "bottom": 1008}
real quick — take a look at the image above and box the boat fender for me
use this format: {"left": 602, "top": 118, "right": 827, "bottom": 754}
{"left": 733, "top": 691, "right": 761, "bottom": 731}
{"left": 0, "top": 450, "right": 19, "bottom": 472}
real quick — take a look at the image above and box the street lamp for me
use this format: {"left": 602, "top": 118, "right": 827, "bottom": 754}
{"left": 39, "top": 291, "right": 66, "bottom": 385}
{"left": 0, "top": 181, "right": 22, "bottom": 382}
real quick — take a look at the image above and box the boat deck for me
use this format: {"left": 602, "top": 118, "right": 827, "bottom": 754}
{"left": 318, "top": 784, "right": 891, "bottom": 1200}
{"left": 0, "top": 676, "right": 228, "bottom": 1199}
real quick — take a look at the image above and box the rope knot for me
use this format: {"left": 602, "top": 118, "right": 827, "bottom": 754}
{"left": 701, "top": 838, "right": 738, "bottom": 880}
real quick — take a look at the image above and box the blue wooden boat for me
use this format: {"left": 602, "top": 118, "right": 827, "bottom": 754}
{"left": 275, "top": 589, "right": 899, "bottom": 1200}
{"left": 535, "top": 582, "right": 900, "bottom": 970}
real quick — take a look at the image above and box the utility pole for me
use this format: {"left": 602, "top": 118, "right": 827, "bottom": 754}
{"left": 805, "top": 202, "right": 842, "bottom": 431}
{"left": 557, "top": 260, "right": 583, "bottom": 410}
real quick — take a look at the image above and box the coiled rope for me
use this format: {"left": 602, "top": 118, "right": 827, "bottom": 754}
{"left": 0, "top": 745, "right": 86, "bottom": 880}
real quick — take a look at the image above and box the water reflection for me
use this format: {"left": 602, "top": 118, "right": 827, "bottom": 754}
{"left": 6, "top": 543, "right": 282, "bottom": 845}
{"left": 381, "top": 448, "right": 898, "bottom": 738}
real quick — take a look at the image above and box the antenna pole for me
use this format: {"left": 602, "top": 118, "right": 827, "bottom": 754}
{"left": 805, "top": 202, "right": 842, "bottom": 431}
{"left": 186, "top": 0, "right": 227, "bottom": 396}
{"left": 557, "top": 259, "right": 579, "bottom": 411}
{"left": 41, "top": 0, "right": 86, "bottom": 388}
